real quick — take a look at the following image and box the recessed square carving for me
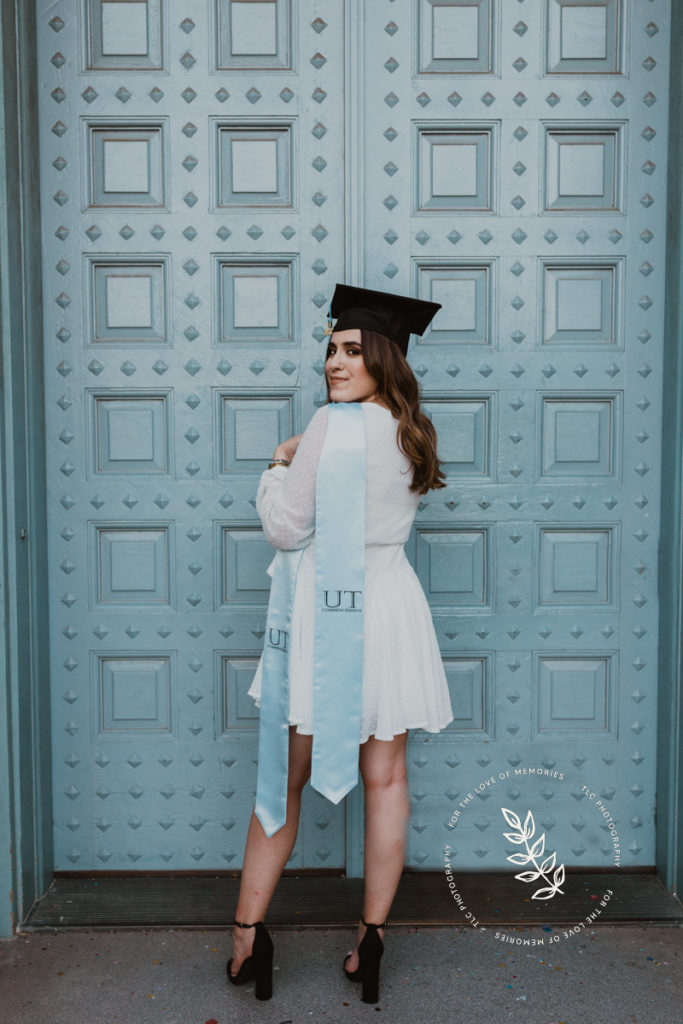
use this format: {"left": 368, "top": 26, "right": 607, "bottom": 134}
{"left": 217, "top": 653, "right": 260, "bottom": 733}
{"left": 415, "top": 527, "right": 490, "bottom": 608}
{"left": 441, "top": 656, "right": 492, "bottom": 735}
{"left": 416, "top": 262, "right": 493, "bottom": 344}
{"left": 415, "top": 124, "right": 494, "bottom": 212}
{"left": 96, "top": 653, "right": 173, "bottom": 733}
{"left": 537, "top": 526, "right": 616, "bottom": 607}
{"left": 214, "top": 121, "right": 294, "bottom": 208}
{"left": 218, "top": 526, "right": 278, "bottom": 605}
{"left": 418, "top": 0, "right": 493, "bottom": 73}
{"left": 218, "top": 393, "right": 295, "bottom": 473}
{"left": 544, "top": 126, "right": 622, "bottom": 211}
{"left": 547, "top": 0, "right": 622, "bottom": 74}
{"left": 94, "top": 524, "right": 171, "bottom": 605}
{"left": 422, "top": 396, "right": 492, "bottom": 477}
{"left": 534, "top": 654, "right": 615, "bottom": 736}
{"left": 542, "top": 261, "right": 621, "bottom": 345}
{"left": 215, "top": 257, "right": 296, "bottom": 343}
{"left": 85, "top": 0, "right": 164, "bottom": 70}
{"left": 92, "top": 392, "right": 170, "bottom": 474}
{"left": 88, "top": 258, "right": 167, "bottom": 343}
{"left": 215, "top": 0, "right": 292, "bottom": 70}
{"left": 86, "top": 122, "right": 166, "bottom": 208}
{"left": 540, "top": 394, "right": 619, "bottom": 477}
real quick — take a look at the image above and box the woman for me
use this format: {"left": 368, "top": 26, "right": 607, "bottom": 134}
{"left": 227, "top": 284, "right": 455, "bottom": 1003}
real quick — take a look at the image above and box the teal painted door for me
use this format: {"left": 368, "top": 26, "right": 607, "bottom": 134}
{"left": 39, "top": 0, "right": 669, "bottom": 873}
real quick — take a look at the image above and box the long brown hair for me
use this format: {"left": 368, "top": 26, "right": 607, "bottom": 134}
{"left": 324, "top": 329, "right": 446, "bottom": 494}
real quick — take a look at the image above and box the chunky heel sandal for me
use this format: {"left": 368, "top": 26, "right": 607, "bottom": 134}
{"left": 227, "top": 919, "right": 274, "bottom": 1001}
{"left": 342, "top": 916, "right": 386, "bottom": 1004}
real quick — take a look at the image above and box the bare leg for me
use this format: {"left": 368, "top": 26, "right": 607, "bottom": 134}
{"left": 345, "top": 730, "right": 410, "bottom": 972}
{"left": 230, "top": 726, "right": 313, "bottom": 975}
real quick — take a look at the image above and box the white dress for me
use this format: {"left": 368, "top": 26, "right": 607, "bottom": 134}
{"left": 247, "top": 402, "right": 454, "bottom": 744}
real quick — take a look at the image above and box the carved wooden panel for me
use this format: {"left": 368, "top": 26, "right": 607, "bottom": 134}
{"left": 417, "top": 0, "right": 494, "bottom": 74}
{"left": 85, "top": 0, "right": 164, "bottom": 71}
{"left": 91, "top": 392, "right": 170, "bottom": 474}
{"left": 546, "top": 0, "right": 622, "bottom": 75}
{"left": 215, "top": 0, "right": 292, "bottom": 71}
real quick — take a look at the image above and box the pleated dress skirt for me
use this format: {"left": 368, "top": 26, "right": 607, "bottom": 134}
{"left": 247, "top": 537, "right": 454, "bottom": 744}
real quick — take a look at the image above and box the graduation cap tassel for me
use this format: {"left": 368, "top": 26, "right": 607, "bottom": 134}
{"left": 323, "top": 305, "right": 334, "bottom": 336}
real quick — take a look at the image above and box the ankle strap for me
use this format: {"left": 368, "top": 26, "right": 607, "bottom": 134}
{"left": 233, "top": 918, "right": 263, "bottom": 928}
{"left": 361, "top": 916, "right": 387, "bottom": 929}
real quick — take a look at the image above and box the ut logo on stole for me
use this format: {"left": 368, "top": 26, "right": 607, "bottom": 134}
{"left": 267, "top": 627, "right": 289, "bottom": 652}
{"left": 321, "top": 589, "right": 363, "bottom": 613}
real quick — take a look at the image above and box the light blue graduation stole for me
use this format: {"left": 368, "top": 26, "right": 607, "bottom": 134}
{"left": 255, "top": 402, "right": 366, "bottom": 838}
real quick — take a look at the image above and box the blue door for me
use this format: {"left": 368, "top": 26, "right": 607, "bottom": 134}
{"left": 39, "top": 0, "right": 669, "bottom": 874}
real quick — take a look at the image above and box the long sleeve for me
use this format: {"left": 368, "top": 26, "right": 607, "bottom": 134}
{"left": 256, "top": 404, "right": 329, "bottom": 550}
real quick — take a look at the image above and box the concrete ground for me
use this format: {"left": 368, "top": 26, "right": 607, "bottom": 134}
{"left": 1, "top": 923, "right": 682, "bottom": 1024}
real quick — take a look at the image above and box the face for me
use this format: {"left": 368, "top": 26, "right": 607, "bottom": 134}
{"left": 325, "top": 329, "right": 379, "bottom": 402}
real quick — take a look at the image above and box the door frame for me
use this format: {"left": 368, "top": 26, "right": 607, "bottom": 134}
{"left": 655, "top": 0, "right": 683, "bottom": 900}
{"left": 0, "top": 0, "right": 54, "bottom": 936}
{"left": 0, "top": 0, "right": 681, "bottom": 936}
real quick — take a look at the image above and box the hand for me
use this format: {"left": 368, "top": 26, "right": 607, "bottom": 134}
{"left": 273, "top": 434, "right": 303, "bottom": 463}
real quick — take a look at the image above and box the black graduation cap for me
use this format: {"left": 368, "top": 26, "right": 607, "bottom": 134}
{"left": 325, "top": 283, "right": 441, "bottom": 358}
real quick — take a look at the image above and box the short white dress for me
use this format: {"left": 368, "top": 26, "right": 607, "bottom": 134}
{"left": 247, "top": 401, "right": 454, "bottom": 744}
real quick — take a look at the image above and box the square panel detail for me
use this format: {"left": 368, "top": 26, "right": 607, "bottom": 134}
{"left": 215, "top": 257, "right": 296, "bottom": 343}
{"left": 547, "top": 0, "right": 622, "bottom": 74}
{"left": 422, "top": 396, "right": 492, "bottom": 477}
{"left": 93, "top": 524, "right": 172, "bottom": 605}
{"left": 415, "top": 124, "right": 494, "bottom": 212}
{"left": 544, "top": 126, "right": 623, "bottom": 211}
{"left": 534, "top": 654, "right": 616, "bottom": 737}
{"left": 541, "top": 261, "right": 621, "bottom": 345}
{"left": 96, "top": 654, "right": 173, "bottom": 733}
{"left": 218, "top": 526, "right": 278, "bottom": 605}
{"left": 216, "top": 654, "right": 260, "bottom": 734}
{"left": 86, "top": 121, "right": 166, "bottom": 208}
{"left": 91, "top": 392, "right": 170, "bottom": 474}
{"left": 415, "top": 528, "right": 491, "bottom": 608}
{"left": 417, "top": 0, "right": 493, "bottom": 74}
{"left": 539, "top": 394, "right": 619, "bottom": 478}
{"left": 415, "top": 262, "right": 493, "bottom": 344}
{"left": 85, "top": 0, "right": 164, "bottom": 70}
{"left": 441, "top": 656, "right": 492, "bottom": 736}
{"left": 217, "top": 393, "right": 295, "bottom": 473}
{"left": 88, "top": 258, "right": 168, "bottom": 343}
{"left": 215, "top": 0, "right": 292, "bottom": 70}
{"left": 536, "top": 526, "right": 617, "bottom": 607}
{"left": 214, "top": 121, "right": 294, "bottom": 208}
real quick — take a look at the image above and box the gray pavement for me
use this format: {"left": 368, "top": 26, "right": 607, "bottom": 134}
{"left": 1, "top": 923, "right": 682, "bottom": 1024}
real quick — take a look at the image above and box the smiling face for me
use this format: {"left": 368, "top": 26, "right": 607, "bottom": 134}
{"left": 325, "top": 329, "right": 380, "bottom": 403}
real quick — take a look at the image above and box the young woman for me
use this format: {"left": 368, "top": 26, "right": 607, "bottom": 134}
{"left": 227, "top": 285, "right": 454, "bottom": 1003}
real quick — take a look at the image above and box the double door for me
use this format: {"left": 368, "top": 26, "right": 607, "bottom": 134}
{"left": 38, "top": 0, "right": 669, "bottom": 873}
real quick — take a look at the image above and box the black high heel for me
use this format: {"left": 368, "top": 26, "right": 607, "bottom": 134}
{"left": 342, "top": 915, "right": 386, "bottom": 1004}
{"left": 226, "top": 918, "right": 273, "bottom": 1001}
